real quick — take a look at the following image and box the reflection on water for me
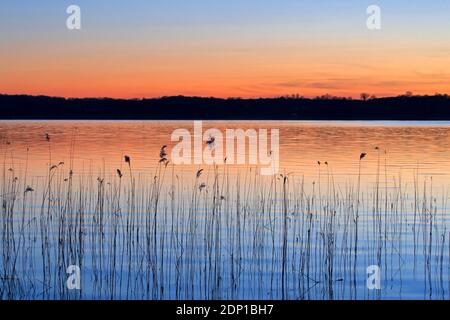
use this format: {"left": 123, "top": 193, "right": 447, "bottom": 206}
{"left": 2, "top": 120, "right": 450, "bottom": 183}
{"left": 0, "top": 121, "right": 449, "bottom": 300}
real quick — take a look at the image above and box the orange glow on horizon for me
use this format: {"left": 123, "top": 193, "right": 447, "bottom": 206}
{"left": 1, "top": 38, "right": 450, "bottom": 99}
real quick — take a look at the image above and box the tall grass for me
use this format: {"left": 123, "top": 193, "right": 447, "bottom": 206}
{"left": 0, "top": 144, "right": 449, "bottom": 300}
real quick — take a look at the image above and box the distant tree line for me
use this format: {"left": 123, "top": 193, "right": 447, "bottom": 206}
{"left": 0, "top": 93, "right": 449, "bottom": 120}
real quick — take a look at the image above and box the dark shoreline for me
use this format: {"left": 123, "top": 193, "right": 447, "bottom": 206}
{"left": 2, "top": 94, "right": 450, "bottom": 120}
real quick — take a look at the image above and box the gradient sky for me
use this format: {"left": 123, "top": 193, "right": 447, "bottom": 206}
{"left": 1, "top": 0, "right": 450, "bottom": 98}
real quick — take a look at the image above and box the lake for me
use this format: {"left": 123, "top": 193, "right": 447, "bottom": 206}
{"left": 0, "top": 120, "right": 449, "bottom": 300}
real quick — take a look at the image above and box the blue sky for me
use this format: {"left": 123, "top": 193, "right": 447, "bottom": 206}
{"left": 1, "top": 1, "right": 450, "bottom": 98}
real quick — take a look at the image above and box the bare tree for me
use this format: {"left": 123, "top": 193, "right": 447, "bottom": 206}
{"left": 360, "top": 93, "right": 370, "bottom": 101}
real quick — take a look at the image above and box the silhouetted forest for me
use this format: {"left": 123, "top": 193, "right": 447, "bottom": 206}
{"left": 1, "top": 93, "right": 450, "bottom": 120}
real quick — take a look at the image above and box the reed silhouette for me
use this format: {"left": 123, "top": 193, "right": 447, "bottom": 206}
{"left": 0, "top": 142, "right": 449, "bottom": 300}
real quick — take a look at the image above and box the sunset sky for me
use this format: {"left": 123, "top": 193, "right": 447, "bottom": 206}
{"left": 1, "top": 0, "right": 450, "bottom": 98}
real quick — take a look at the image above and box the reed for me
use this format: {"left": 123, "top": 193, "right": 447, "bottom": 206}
{"left": 0, "top": 143, "right": 449, "bottom": 300}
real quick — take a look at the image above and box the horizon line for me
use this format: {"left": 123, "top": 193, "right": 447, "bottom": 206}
{"left": 2, "top": 91, "right": 449, "bottom": 102}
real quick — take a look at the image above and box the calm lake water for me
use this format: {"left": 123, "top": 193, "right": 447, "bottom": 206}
{"left": 0, "top": 120, "right": 449, "bottom": 300}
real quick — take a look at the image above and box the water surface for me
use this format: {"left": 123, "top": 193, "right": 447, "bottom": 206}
{"left": 0, "top": 121, "right": 449, "bottom": 300}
